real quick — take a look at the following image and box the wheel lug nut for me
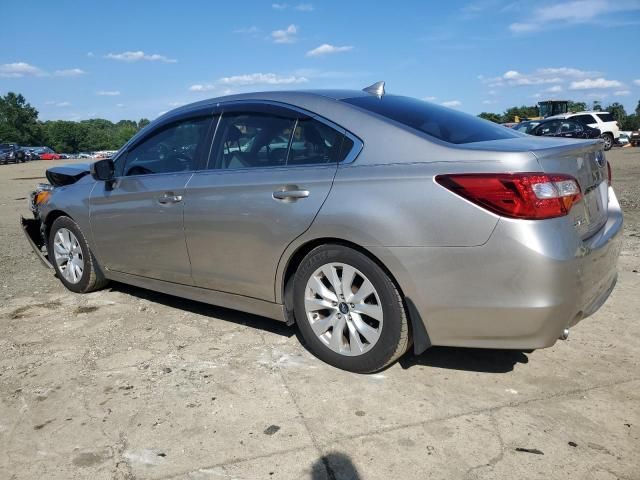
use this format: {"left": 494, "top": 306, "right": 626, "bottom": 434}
{"left": 350, "top": 303, "right": 355, "bottom": 308}
{"left": 332, "top": 301, "right": 338, "bottom": 306}
{"left": 337, "top": 314, "right": 342, "bottom": 318}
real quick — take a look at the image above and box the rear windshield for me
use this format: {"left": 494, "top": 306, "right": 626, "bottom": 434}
{"left": 597, "top": 113, "right": 615, "bottom": 123}
{"left": 342, "top": 95, "right": 522, "bottom": 144}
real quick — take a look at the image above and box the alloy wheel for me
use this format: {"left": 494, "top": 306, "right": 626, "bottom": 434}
{"left": 53, "top": 228, "right": 84, "bottom": 284}
{"left": 304, "top": 262, "right": 384, "bottom": 356}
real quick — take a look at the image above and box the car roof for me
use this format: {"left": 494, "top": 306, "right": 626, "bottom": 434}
{"left": 166, "top": 89, "right": 370, "bottom": 116}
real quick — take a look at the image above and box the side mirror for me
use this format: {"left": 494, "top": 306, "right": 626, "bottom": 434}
{"left": 90, "top": 158, "right": 115, "bottom": 182}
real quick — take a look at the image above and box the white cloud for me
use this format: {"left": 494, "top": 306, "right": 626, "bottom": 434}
{"left": 0, "top": 62, "right": 45, "bottom": 78}
{"left": 614, "top": 90, "right": 630, "bottom": 96}
{"left": 271, "top": 24, "right": 298, "bottom": 43}
{"left": 272, "top": 3, "right": 287, "bottom": 9}
{"left": 483, "top": 67, "right": 599, "bottom": 88}
{"left": 219, "top": 73, "right": 308, "bottom": 86}
{"left": 54, "top": 68, "right": 86, "bottom": 77}
{"left": 306, "top": 43, "right": 353, "bottom": 57}
{"left": 545, "top": 85, "right": 563, "bottom": 93}
{"left": 423, "top": 96, "right": 437, "bottom": 101}
{"left": 295, "top": 3, "right": 314, "bottom": 11}
{"left": 509, "top": 0, "right": 640, "bottom": 33}
{"left": 482, "top": 99, "right": 497, "bottom": 105}
{"left": 633, "top": 79, "right": 640, "bottom": 86}
{"left": 168, "top": 101, "right": 185, "bottom": 107}
{"left": 189, "top": 83, "right": 216, "bottom": 92}
{"left": 569, "top": 78, "right": 623, "bottom": 90}
{"left": 87, "top": 52, "right": 95, "bottom": 57}
{"left": 441, "top": 100, "right": 462, "bottom": 107}
{"left": 96, "top": 90, "right": 121, "bottom": 96}
{"left": 105, "top": 51, "right": 177, "bottom": 63}
{"left": 116, "top": 103, "right": 126, "bottom": 108}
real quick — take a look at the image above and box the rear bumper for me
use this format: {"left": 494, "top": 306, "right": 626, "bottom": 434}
{"left": 373, "top": 187, "right": 623, "bottom": 350}
{"left": 20, "top": 216, "right": 52, "bottom": 269}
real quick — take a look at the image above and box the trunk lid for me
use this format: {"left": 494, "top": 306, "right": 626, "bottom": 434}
{"left": 530, "top": 139, "right": 608, "bottom": 239}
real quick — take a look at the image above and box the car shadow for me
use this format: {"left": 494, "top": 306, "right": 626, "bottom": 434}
{"left": 311, "top": 452, "right": 361, "bottom": 480}
{"left": 108, "top": 282, "right": 295, "bottom": 338}
{"left": 399, "top": 346, "right": 530, "bottom": 373}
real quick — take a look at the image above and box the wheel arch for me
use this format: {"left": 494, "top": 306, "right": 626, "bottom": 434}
{"left": 279, "top": 237, "right": 432, "bottom": 354}
{"left": 43, "top": 209, "right": 74, "bottom": 239}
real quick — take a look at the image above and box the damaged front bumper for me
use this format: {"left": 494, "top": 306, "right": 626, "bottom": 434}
{"left": 20, "top": 216, "right": 52, "bottom": 269}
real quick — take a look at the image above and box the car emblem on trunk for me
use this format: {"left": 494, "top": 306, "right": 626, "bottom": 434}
{"left": 595, "top": 150, "right": 606, "bottom": 168}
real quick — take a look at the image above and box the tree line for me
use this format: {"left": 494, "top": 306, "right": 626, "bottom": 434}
{"left": 0, "top": 92, "right": 150, "bottom": 153}
{"left": 479, "top": 99, "right": 640, "bottom": 130}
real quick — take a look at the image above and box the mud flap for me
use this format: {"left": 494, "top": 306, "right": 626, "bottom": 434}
{"left": 406, "top": 297, "right": 432, "bottom": 355}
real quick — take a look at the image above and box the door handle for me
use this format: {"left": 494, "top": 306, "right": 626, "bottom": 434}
{"left": 158, "top": 192, "right": 183, "bottom": 204}
{"left": 272, "top": 189, "right": 310, "bottom": 201}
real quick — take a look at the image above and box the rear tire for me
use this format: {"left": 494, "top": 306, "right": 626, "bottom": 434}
{"left": 48, "top": 216, "right": 109, "bottom": 293}
{"left": 293, "top": 244, "right": 409, "bottom": 373}
{"left": 600, "top": 133, "right": 613, "bottom": 151}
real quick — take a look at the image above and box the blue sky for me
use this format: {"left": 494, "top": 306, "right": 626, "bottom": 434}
{"left": 2, "top": 0, "right": 640, "bottom": 121}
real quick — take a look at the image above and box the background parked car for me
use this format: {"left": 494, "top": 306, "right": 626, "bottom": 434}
{"left": 514, "top": 118, "right": 601, "bottom": 139}
{"left": 0, "top": 143, "right": 27, "bottom": 164}
{"left": 548, "top": 111, "right": 620, "bottom": 150}
{"left": 630, "top": 130, "right": 640, "bottom": 147}
{"left": 33, "top": 147, "right": 62, "bottom": 160}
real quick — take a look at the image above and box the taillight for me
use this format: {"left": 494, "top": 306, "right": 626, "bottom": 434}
{"left": 607, "top": 161, "right": 612, "bottom": 186}
{"left": 435, "top": 173, "right": 582, "bottom": 220}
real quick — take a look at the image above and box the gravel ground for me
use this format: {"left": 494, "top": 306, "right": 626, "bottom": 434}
{"left": 1, "top": 149, "right": 639, "bottom": 480}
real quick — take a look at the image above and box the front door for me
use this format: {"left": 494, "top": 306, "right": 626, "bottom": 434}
{"left": 90, "top": 115, "right": 212, "bottom": 284}
{"left": 184, "top": 108, "right": 354, "bottom": 301}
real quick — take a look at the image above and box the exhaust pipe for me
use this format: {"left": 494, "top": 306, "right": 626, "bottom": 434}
{"left": 560, "top": 328, "right": 569, "bottom": 340}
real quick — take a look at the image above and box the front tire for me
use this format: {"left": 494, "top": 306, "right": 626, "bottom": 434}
{"left": 293, "top": 245, "right": 410, "bottom": 373}
{"left": 600, "top": 133, "right": 613, "bottom": 151}
{"left": 48, "top": 216, "right": 108, "bottom": 293}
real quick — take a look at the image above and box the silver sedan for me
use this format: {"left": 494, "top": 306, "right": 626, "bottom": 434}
{"left": 22, "top": 82, "right": 623, "bottom": 372}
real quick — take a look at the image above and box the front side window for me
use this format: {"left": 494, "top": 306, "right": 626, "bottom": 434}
{"left": 123, "top": 117, "right": 210, "bottom": 176}
{"left": 537, "top": 121, "right": 561, "bottom": 136}
{"left": 559, "top": 121, "right": 580, "bottom": 133}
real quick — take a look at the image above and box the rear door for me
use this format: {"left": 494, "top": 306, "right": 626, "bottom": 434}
{"left": 90, "top": 111, "right": 214, "bottom": 284}
{"left": 183, "top": 103, "right": 357, "bottom": 301}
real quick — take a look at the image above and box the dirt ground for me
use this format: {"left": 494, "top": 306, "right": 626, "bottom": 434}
{"left": 1, "top": 149, "right": 639, "bottom": 480}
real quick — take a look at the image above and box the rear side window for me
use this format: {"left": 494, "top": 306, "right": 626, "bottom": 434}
{"left": 212, "top": 113, "right": 296, "bottom": 169}
{"left": 572, "top": 114, "right": 596, "bottom": 125}
{"left": 342, "top": 95, "right": 522, "bottom": 144}
{"left": 597, "top": 113, "right": 615, "bottom": 123}
{"left": 211, "top": 112, "right": 351, "bottom": 169}
{"left": 288, "top": 117, "right": 346, "bottom": 165}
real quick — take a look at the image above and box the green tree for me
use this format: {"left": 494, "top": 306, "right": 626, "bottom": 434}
{"left": 478, "top": 112, "right": 502, "bottom": 123}
{"left": 138, "top": 118, "right": 150, "bottom": 130}
{"left": 567, "top": 101, "right": 587, "bottom": 113}
{"left": 635, "top": 99, "right": 640, "bottom": 117}
{"left": 0, "top": 92, "right": 43, "bottom": 144}
{"left": 592, "top": 101, "right": 602, "bottom": 112}
{"left": 502, "top": 105, "right": 538, "bottom": 122}
{"left": 604, "top": 102, "right": 627, "bottom": 124}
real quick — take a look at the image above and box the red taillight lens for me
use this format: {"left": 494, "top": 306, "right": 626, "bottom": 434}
{"left": 435, "top": 173, "right": 582, "bottom": 220}
{"left": 607, "top": 161, "right": 612, "bottom": 186}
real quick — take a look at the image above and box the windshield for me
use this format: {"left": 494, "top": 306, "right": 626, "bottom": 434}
{"left": 342, "top": 95, "right": 523, "bottom": 144}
